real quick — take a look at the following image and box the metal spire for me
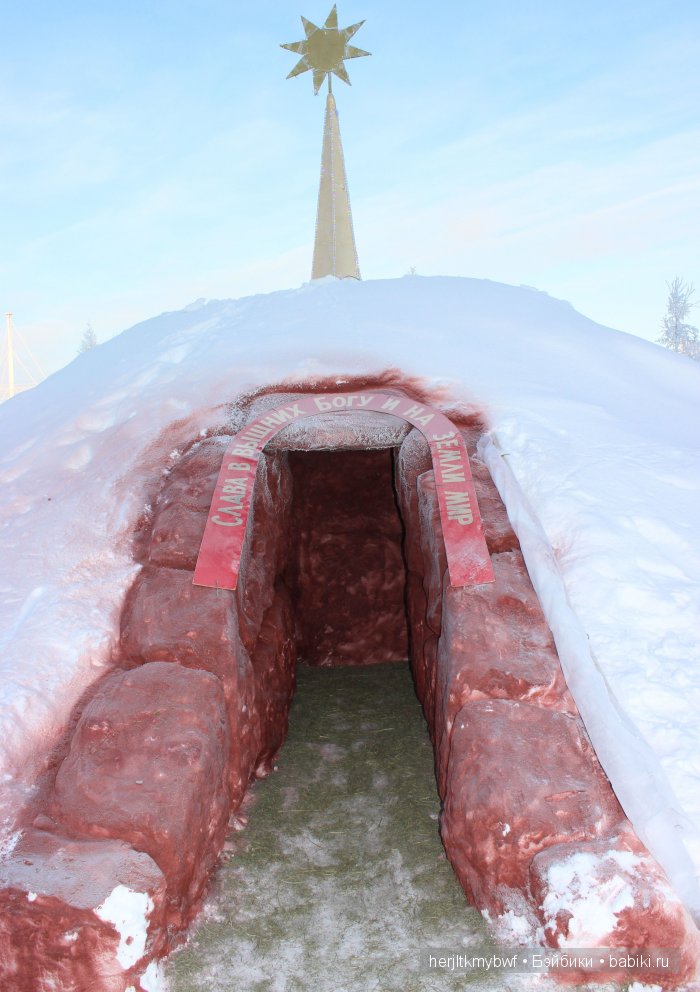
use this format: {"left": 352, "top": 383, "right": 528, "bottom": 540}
{"left": 282, "top": 6, "right": 370, "bottom": 280}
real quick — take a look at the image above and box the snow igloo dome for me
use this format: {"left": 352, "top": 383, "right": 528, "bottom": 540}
{"left": 1, "top": 275, "right": 699, "bottom": 991}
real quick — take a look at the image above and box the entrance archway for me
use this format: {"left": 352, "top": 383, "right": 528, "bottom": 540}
{"left": 3, "top": 384, "right": 689, "bottom": 991}
{"left": 193, "top": 390, "right": 494, "bottom": 591}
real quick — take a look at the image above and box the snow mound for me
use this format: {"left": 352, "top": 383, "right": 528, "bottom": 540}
{"left": 0, "top": 275, "right": 699, "bottom": 922}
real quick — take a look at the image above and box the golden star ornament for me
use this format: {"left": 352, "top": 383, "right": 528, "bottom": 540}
{"left": 281, "top": 4, "right": 370, "bottom": 94}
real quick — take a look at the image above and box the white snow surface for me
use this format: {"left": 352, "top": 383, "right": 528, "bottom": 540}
{"left": 542, "top": 850, "right": 639, "bottom": 945}
{"left": 1, "top": 275, "right": 699, "bottom": 920}
{"left": 94, "top": 883, "right": 153, "bottom": 969}
{"left": 140, "top": 960, "right": 166, "bottom": 992}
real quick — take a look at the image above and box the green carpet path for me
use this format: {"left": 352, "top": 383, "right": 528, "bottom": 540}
{"left": 166, "top": 662, "right": 603, "bottom": 992}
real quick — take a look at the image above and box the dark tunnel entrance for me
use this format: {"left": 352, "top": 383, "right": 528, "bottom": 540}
{"left": 284, "top": 448, "right": 410, "bottom": 668}
{"left": 168, "top": 435, "right": 491, "bottom": 989}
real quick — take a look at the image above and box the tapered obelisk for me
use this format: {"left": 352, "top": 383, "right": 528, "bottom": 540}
{"left": 313, "top": 86, "right": 358, "bottom": 278}
{"left": 281, "top": 5, "right": 370, "bottom": 280}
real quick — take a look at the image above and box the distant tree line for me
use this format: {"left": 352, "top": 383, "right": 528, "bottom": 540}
{"left": 658, "top": 278, "right": 699, "bottom": 360}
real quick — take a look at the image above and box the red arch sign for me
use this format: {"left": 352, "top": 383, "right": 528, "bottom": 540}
{"left": 193, "top": 391, "right": 495, "bottom": 590}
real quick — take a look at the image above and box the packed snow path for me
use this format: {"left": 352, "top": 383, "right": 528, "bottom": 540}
{"left": 166, "top": 663, "right": 600, "bottom": 992}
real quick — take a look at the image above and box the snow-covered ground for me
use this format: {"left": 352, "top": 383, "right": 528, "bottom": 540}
{"left": 0, "top": 275, "right": 699, "bottom": 926}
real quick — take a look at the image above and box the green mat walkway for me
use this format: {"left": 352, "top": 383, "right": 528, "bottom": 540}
{"left": 167, "top": 662, "right": 600, "bottom": 992}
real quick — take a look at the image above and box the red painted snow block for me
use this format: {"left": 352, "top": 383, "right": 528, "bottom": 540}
{"left": 419, "top": 634, "right": 438, "bottom": 740}
{"left": 149, "top": 501, "right": 208, "bottom": 570}
{"left": 530, "top": 836, "right": 700, "bottom": 986}
{"left": 417, "top": 471, "right": 447, "bottom": 637}
{"left": 147, "top": 437, "right": 229, "bottom": 570}
{"left": 434, "top": 550, "right": 575, "bottom": 798}
{"left": 120, "top": 563, "right": 240, "bottom": 684}
{"left": 417, "top": 466, "right": 520, "bottom": 639}
{"left": 161, "top": 436, "right": 231, "bottom": 509}
{"left": 250, "top": 587, "right": 297, "bottom": 775}
{"left": 249, "top": 391, "right": 412, "bottom": 453}
{"left": 227, "top": 642, "right": 264, "bottom": 804}
{"left": 408, "top": 443, "right": 517, "bottom": 641}
{"left": 395, "top": 429, "right": 432, "bottom": 575}
{"left": 0, "top": 829, "right": 167, "bottom": 992}
{"left": 440, "top": 699, "right": 625, "bottom": 917}
{"left": 119, "top": 565, "right": 278, "bottom": 806}
{"left": 235, "top": 453, "right": 294, "bottom": 654}
{"left": 405, "top": 573, "right": 438, "bottom": 734}
{"left": 396, "top": 432, "right": 435, "bottom": 713}
{"left": 51, "top": 663, "right": 230, "bottom": 929}
{"left": 470, "top": 456, "right": 519, "bottom": 554}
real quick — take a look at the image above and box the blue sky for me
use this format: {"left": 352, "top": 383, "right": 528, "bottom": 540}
{"left": 1, "top": 0, "right": 699, "bottom": 377}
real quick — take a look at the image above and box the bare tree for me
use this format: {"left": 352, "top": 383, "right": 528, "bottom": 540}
{"left": 658, "top": 278, "right": 699, "bottom": 359}
{"left": 78, "top": 323, "right": 98, "bottom": 354}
